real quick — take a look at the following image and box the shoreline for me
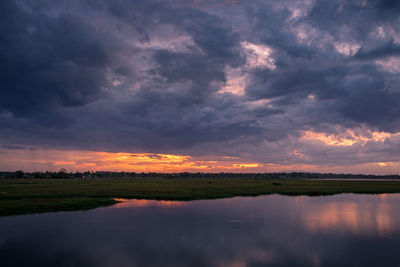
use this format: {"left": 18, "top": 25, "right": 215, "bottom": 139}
{"left": 2, "top": 178, "right": 400, "bottom": 217}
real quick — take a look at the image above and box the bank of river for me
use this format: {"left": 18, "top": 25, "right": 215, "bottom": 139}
{"left": 2, "top": 178, "right": 400, "bottom": 216}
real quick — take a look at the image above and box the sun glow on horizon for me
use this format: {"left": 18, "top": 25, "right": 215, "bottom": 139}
{"left": 0, "top": 145, "right": 399, "bottom": 174}
{"left": 0, "top": 148, "right": 268, "bottom": 173}
{"left": 2, "top": 127, "right": 400, "bottom": 174}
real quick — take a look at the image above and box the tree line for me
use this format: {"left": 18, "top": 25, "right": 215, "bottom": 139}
{"left": 0, "top": 170, "right": 399, "bottom": 179}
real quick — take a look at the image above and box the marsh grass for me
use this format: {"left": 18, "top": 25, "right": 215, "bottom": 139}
{"left": 1, "top": 178, "right": 400, "bottom": 216}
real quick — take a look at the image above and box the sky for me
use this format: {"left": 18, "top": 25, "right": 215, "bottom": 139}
{"left": 1, "top": 0, "right": 400, "bottom": 174}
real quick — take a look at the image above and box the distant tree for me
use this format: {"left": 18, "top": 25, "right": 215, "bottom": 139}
{"left": 15, "top": 170, "right": 24, "bottom": 178}
{"left": 53, "top": 168, "right": 68, "bottom": 179}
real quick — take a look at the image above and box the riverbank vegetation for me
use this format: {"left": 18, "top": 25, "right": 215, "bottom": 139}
{"left": 1, "top": 178, "right": 400, "bottom": 216}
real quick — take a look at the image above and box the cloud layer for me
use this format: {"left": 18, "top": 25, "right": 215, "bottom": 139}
{"left": 1, "top": 0, "right": 400, "bottom": 172}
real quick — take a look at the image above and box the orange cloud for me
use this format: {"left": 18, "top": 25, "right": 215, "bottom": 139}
{"left": 301, "top": 129, "right": 400, "bottom": 147}
{"left": 54, "top": 161, "right": 76, "bottom": 165}
{"left": 0, "top": 148, "right": 266, "bottom": 172}
{"left": 1, "top": 146, "right": 399, "bottom": 174}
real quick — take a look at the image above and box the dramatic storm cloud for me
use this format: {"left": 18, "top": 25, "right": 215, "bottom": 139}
{"left": 1, "top": 0, "right": 400, "bottom": 173}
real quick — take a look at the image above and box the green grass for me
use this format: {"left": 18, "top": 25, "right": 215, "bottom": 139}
{"left": 1, "top": 178, "right": 400, "bottom": 217}
{"left": 0, "top": 197, "right": 117, "bottom": 217}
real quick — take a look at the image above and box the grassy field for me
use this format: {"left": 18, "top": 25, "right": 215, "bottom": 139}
{"left": 1, "top": 178, "right": 400, "bottom": 216}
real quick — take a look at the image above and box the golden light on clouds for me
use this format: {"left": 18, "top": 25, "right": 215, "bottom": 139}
{"left": 218, "top": 67, "right": 247, "bottom": 95}
{"left": 301, "top": 130, "right": 366, "bottom": 146}
{"left": 0, "top": 148, "right": 266, "bottom": 172}
{"left": 218, "top": 41, "right": 276, "bottom": 95}
{"left": 241, "top": 41, "right": 276, "bottom": 70}
{"left": 54, "top": 161, "right": 76, "bottom": 166}
{"left": 301, "top": 129, "right": 400, "bottom": 147}
{"left": 376, "top": 161, "right": 399, "bottom": 168}
{"left": 1, "top": 145, "right": 398, "bottom": 174}
{"left": 1, "top": 127, "right": 400, "bottom": 173}
{"left": 233, "top": 163, "right": 260, "bottom": 168}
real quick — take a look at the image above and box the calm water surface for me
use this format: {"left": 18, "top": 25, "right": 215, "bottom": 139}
{"left": 1, "top": 194, "right": 400, "bottom": 267}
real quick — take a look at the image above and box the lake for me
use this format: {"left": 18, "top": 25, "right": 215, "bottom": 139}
{"left": 1, "top": 194, "right": 400, "bottom": 267}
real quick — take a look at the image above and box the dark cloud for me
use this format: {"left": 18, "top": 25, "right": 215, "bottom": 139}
{"left": 152, "top": 50, "right": 226, "bottom": 92}
{"left": 245, "top": 0, "right": 400, "bottom": 133}
{"left": 355, "top": 41, "right": 400, "bottom": 60}
{"left": 1, "top": 0, "right": 400, "bottom": 169}
{"left": 374, "top": 0, "right": 400, "bottom": 18}
{"left": 247, "top": 62, "right": 400, "bottom": 132}
{"left": 309, "top": 0, "right": 400, "bottom": 40}
{"left": 248, "top": 3, "right": 315, "bottom": 59}
{"left": 0, "top": 144, "right": 33, "bottom": 150}
{"left": 0, "top": 0, "right": 125, "bottom": 125}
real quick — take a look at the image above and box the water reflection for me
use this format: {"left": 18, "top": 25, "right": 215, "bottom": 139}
{"left": 1, "top": 194, "right": 400, "bottom": 267}
{"left": 113, "top": 198, "right": 187, "bottom": 208}
{"left": 302, "top": 194, "right": 398, "bottom": 236}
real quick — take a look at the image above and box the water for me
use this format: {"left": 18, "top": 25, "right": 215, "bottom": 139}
{"left": 1, "top": 194, "right": 400, "bottom": 267}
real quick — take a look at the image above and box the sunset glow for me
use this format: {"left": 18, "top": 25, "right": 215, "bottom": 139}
{"left": 1, "top": 145, "right": 399, "bottom": 174}
{"left": 1, "top": 0, "right": 400, "bottom": 174}
{"left": 0, "top": 148, "right": 269, "bottom": 172}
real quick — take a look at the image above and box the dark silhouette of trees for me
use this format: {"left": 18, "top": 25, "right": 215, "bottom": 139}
{"left": 0, "top": 171, "right": 399, "bottom": 180}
